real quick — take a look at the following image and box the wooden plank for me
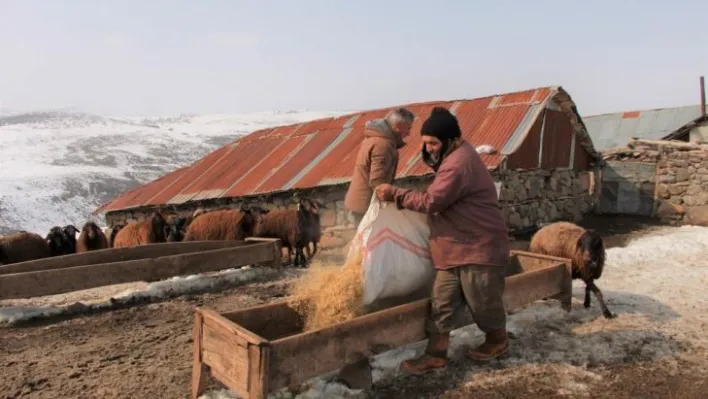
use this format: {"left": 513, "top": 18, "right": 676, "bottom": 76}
{"left": 200, "top": 308, "right": 268, "bottom": 346}
{"left": 192, "top": 310, "right": 210, "bottom": 399}
{"left": 267, "top": 262, "right": 570, "bottom": 390}
{"left": 202, "top": 320, "right": 250, "bottom": 396}
{"left": 246, "top": 238, "right": 283, "bottom": 268}
{"left": 223, "top": 301, "right": 304, "bottom": 341}
{"left": 248, "top": 344, "right": 271, "bottom": 399}
{"left": 0, "top": 240, "right": 250, "bottom": 275}
{"left": 503, "top": 264, "right": 568, "bottom": 311}
{"left": 0, "top": 241, "right": 277, "bottom": 300}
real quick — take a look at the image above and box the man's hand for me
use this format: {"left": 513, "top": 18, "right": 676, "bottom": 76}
{"left": 375, "top": 183, "right": 395, "bottom": 202}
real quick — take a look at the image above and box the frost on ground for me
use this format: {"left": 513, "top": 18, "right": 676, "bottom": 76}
{"left": 0, "top": 265, "right": 283, "bottom": 325}
{"left": 201, "top": 225, "right": 708, "bottom": 399}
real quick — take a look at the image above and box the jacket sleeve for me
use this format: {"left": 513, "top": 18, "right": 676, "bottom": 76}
{"left": 368, "top": 142, "right": 395, "bottom": 188}
{"left": 394, "top": 165, "right": 464, "bottom": 214}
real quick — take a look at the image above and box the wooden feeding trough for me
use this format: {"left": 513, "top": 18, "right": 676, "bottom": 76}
{"left": 0, "top": 238, "right": 281, "bottom": 300}
{"left": 191, "top": 250, "right": 573, "bottom": 399}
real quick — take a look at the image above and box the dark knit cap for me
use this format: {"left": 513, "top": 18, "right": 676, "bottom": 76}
{"left": 421, "top": 106, "right": 461, "bottom": 140}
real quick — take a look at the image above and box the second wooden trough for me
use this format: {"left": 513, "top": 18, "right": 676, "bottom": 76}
{"left": 191, "top": 250, "right": 573, "bottom": 399}
{"left": 0, "top": 238, "right": 282, "bottom": 300}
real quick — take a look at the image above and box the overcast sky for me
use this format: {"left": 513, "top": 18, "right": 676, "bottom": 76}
{"left": 1, "top": 0, "right": 706, "bottom": 117}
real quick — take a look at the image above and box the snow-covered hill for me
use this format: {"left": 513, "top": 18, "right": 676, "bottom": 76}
{"left": 0, "top": 109, "right": 345, "bottom": 236}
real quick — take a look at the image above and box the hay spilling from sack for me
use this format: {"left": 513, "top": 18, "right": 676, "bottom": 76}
{"left": 290, "top": 250, "right": 365, "bottom": 332}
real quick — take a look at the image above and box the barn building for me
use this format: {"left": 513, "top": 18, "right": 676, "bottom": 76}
{"left": 95, "top": 86, "right": 601, "bottom": 250}
{"left": 583, "top": 104, "right": 708, "bottom": 217}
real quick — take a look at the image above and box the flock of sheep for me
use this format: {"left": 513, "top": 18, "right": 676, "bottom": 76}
{"left": 0, "top": 197, "right": 324, "bottom": 268}
{"left": 0, "top": 194, "right": 614, "bottom": 320}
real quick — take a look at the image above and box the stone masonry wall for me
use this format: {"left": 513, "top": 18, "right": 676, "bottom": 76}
{"left": 497, "top": 168, "right": 596, "bottom": 232}
{"left": 104, "top": 167, "right": 597, "bottom": 256}
{"left": 605, "top": 139, "right": 708, "bottom": 226}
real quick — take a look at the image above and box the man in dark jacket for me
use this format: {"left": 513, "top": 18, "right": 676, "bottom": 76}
{"left": 376, "top": 106, "right": 510, "bottom": 374}
{"left": 344, "top": 107, "right": 415, "bottom": 227}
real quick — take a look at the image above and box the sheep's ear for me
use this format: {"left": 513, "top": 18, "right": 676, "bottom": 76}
{"left": 576, "top": 235, "right": 585, "bottom": 249}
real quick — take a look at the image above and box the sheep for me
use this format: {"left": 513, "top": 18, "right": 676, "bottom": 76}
{"left": 255, "top": 198, "right": 319, "bottom": 267}
{"left": 529, "top": 221, "right": 615, "bottom": 319}
{"left": 65, "top": 225, "right": 80, "bottom": 250}
{"left": 106, "top": 224, "right": 124, "bottom": 248}
{"left": 183, "top": 205, "right": 269, "bottom": 241}
{"left": 165, "top": 207, "right": 226, "bottom": 242}
{"left": 304, "top": 200, "right": 325, "bottom": 261}
{"left": 46, "top": 226, "right": 74, "bottom": 256}
{"left": 165, "top": 215, "right": 194, "bottom": 242}
{"left": 76, "top": 221, "right": 109, "bottom": 252}
{"left": 112, "top": 211, "right": 169, "bottom": 248}
{"left": 0, "top": 231, "right": 52, "bottom": 265}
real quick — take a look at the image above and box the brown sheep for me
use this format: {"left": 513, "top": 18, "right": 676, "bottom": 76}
{"left": 76, "top": 221, "right": 109, "bottom": 252}
{"left": 0, "top": 231, "right": 52, "bottom": 265}
{"left": 183, "top": 205, "right": 269, "bottom": 241}
{"left": 255, "top": 198, "right": 318, "bottom": 267}
{"left": 112, "top": 211, "right": 169, "bottom": 248}
{"left": 529, "top": 221, "right": 615, "bottom": 319}
{"left": 304, "top": 200, "right": 325, "bottom": 261}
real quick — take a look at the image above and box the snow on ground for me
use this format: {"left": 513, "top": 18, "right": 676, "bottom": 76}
{"left": 0, "top": 265, "right": 286, "bottom": 324}
{"left": 202, "top": 225, "right": 708, "bottom": 399}
{"left": 0, "top": 109, "right": 345, "bottom": 235}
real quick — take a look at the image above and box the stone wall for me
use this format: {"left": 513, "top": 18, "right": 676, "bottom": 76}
{"left": 104, "top": 167, "right": 597, "bottom": 256}
{"left": 496, "top": 168, "right": 596, "bottom": 232}
{"left": 604, "top": 139, "right": 708, "bottom": 226}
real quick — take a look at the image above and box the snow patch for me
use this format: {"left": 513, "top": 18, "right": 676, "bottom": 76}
{"left": 200, "top": 225, "right": 708, "bottom": 398}
{"left": 0, "top": 266, "right": 280, "bottom": 324}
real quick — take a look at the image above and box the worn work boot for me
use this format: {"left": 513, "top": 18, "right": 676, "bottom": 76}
{"left": 466, "top": 328, "right": 510, "bottom": 362}
{"left": 399, "top": 332, "right": 450, "bottom": 375}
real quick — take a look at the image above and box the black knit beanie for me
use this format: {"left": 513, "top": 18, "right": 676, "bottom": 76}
{"left": 421, "top": 106, "right": 461, "bottom": 140}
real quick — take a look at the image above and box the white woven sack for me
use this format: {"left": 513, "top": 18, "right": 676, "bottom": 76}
{"left": 345, "top": 194, "right": 435, "bottom": 307}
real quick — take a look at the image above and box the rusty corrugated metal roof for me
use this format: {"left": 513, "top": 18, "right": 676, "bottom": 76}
{"left": 95, "top": 86, "right": 596, "bottom": 214}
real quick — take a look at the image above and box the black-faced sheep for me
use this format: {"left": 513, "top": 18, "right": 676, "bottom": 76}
{"left": 76, "top": 221, "right": 109, "bottom": 252}
{"left": 529, "top": 221, "right": 615, "bottom": 319}
{"left": 255, "top": 198, "right": 319, "bottom": 267}
{"left": 62, "top": 225, "right": 80, "bottom": 251}
{"left": 164, "top": 208, "right": 214, "bottom": 242}
{"left": 45, "top": 225, "right": 79, "bottom": 256}
{"left": 0, "top": 231, "right": 52, "bottom": 265}
{"left": 183, "top": 205, "right": 269, "bottom": 241}
{"left": 112, "top": 211, "right": 169, "bottom": 248}
{"left": 105, "top": 224, "right": 124, "bottom": 248}
{"left": 165, "top": 216, "right": 189, "bottom": 242}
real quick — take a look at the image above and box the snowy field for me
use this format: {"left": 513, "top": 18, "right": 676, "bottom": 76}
{"left": 0, "top": 109, "right": 344, "bottom": 235}
{"left": 191, "top": 225, "right": 708, "bottom": 399}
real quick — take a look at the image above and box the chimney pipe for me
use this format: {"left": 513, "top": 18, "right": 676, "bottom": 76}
{"left": 701, "top": 76, "right": 706, "bottom": 117}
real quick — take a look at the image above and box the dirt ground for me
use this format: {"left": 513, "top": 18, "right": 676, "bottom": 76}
{"left": 1, "top": 215, "right": 705, "bottom": 399}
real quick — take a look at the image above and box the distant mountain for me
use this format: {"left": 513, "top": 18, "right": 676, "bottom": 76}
{"left": 0, "top": 108, "right": 345, "bottom": 235}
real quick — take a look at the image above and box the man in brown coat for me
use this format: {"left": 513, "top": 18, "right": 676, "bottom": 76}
{"left": 344, "top": 107, "right": 415, "bottom": 227}
{"left": 376, "top": 106, "right": 510, "bottom": 374}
